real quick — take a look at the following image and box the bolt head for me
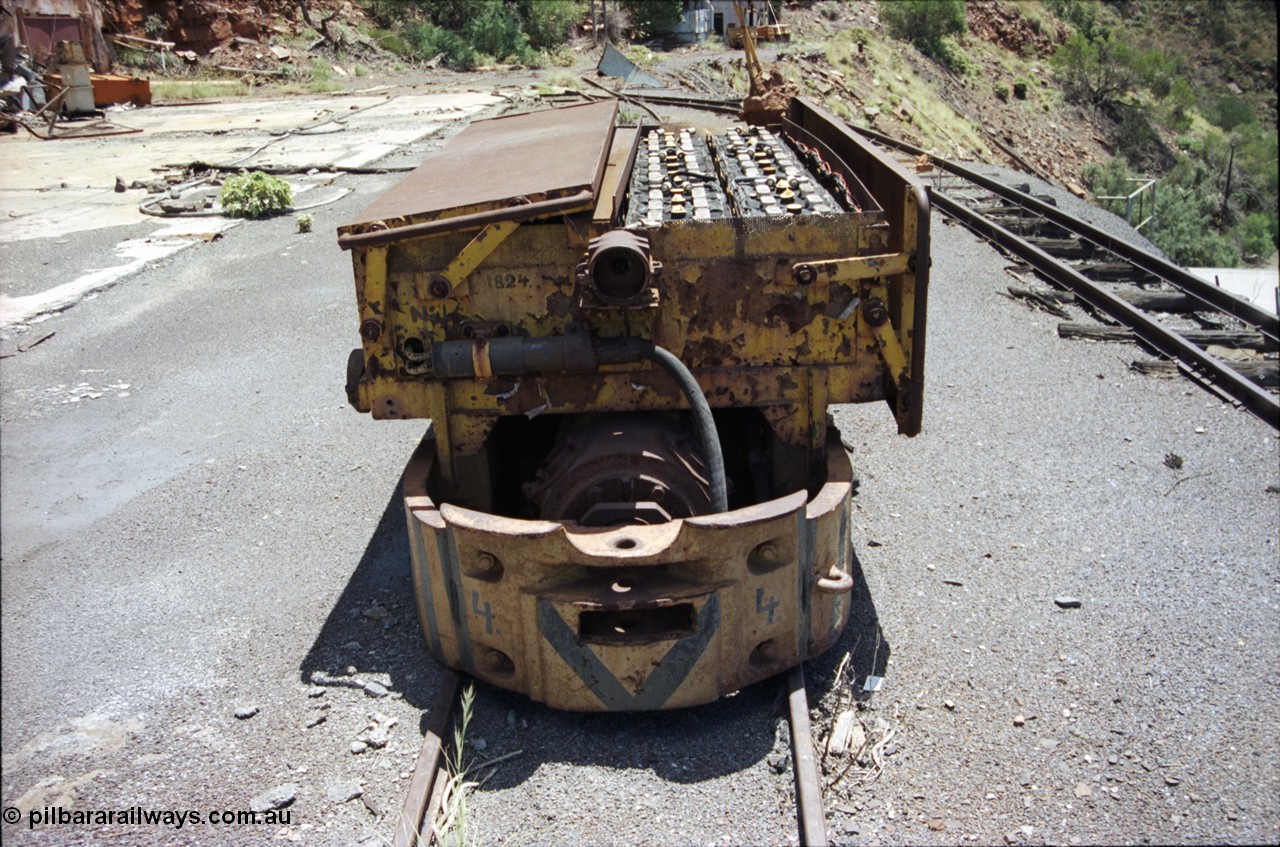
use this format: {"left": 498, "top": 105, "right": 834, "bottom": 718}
{"left": 863, "top": 299, "right": 890, "bottom": 327}
{"left": 427, "top": 277, "right": 451, "bottom": 299}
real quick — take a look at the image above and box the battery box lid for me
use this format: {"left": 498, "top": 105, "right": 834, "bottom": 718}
{"left": 340, "top": 99, "right": 620, "bottom": 236}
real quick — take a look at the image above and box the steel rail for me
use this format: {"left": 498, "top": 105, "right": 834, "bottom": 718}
{"left": 850, "top": 125, "right": 1279, "bottom": 343}
{"left": 787, "top": 664, "right": 828, "bottom": 847}
{"left": 931, "top": 190, "right": 1279, "bottom": 428}
{"left": 393, "top": 667, "right": 831, "bottom": 845}
{"left": 627, "top": 92, "right": 743, "bottom": 114}
{"left": 393, "top": 669, "right": 461, "bottom": 847}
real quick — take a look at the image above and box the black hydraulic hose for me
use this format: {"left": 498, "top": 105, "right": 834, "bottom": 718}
{"left": 596, "top": 338, "right": 728, "bottom": 513}
{"left": 427, "top": 334, "right": 729, "bottom": 513}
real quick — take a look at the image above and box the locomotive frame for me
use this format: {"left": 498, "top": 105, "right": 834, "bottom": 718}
{"left": 339, "top": 96, "right": 928, "bottom": 710}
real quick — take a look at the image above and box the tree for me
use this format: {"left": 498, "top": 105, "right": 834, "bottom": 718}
{"left": 620, "top": 0, "right": 684, "bottom": 37}
{"left": 516, "top": 0, "right": 581, "bottom": 48}
{"left": 878, "top": 0, "right": 966, "bottom": 57}
{"left": 1051, "top": 32, "right": 1140, "bottom": 109}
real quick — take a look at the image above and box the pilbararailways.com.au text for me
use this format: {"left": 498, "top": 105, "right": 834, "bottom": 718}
{"left": 5, "top": 805, "right": 293, "bottom": 830}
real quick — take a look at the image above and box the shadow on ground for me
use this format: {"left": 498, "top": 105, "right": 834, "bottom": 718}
{"left": 298, "top": 480, "right": 446, "bottom": 712}
{"left": 806, "top": 546, "right": 894, "bottom": 706}
{"left": 300, "top": 490, "right": 890, "bottom": 786}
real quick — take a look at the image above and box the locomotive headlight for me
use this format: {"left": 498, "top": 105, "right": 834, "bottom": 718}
{"left": 583, "top": 230, "right": 655, "bottom": 303}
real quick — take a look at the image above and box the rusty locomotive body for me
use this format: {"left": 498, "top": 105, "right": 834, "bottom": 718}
{"left": 339, "top": 96, "right": 928, "bottom": 710}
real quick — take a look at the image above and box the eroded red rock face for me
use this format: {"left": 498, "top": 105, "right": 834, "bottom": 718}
{"left": 101, "top": 0, "right": 312, "bottom": 55}
{"left": 966, "top": 0, "right": 1066, "bottom": 57}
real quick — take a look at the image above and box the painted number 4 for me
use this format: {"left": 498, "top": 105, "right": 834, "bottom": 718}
{"left": 472, "top": 591, "right": 494, "bottom": 634}
{"left": 755, "top": 588, "right": 779, "bottom": 625}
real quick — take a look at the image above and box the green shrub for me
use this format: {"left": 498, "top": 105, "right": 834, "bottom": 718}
{"left": 621, "top": 0, "right": 684, "bottom": 37}
{"left": 220, "top": 172, "right": 293, "bottom": 219}
{"left": 117, "top": 45, "right": 149, "bottom": 69}
{"left": 1045, "top": 0, "right": 1102, "bottom": 42}
{"left": 465, "top": 0, "right": 536, "bottom": 63}
{"left": 1082, "top": 156, "right": 1135, "bottom": 213}
{"left": 1013, "top": 78, "right": 1030, "bottom": 99}
{"left": 1134, "top": 48, "right": 1179, "bottom": 99}
{"left": 879, "top": 0, "right": 966, "bottom": 56}
{"left": 1052, "top": 32, "right": 1139, "bottom": 107}
{"left": 817, "top": 0, "right": 844, "bottom": 21}
{"left": 934, "top": 36, "right": 971, "bottom": 76}
{"left": 406, "top": 20, "right": 476, "bottom": 68}
{"left": 1150, "top": 184, "right": 1240, "bottom": 266}
{"left": 405, "top": 1, "right": 544, "bottom": 67}
{"left": 1240, "top": 213, "right": 1276, "bottom": 260}
{"left": 994, "top": 81, "right": 1011, "bottom": 102}
{"left": 520, "top": 0, "right": 580, "bottom": 48}
{"left": 367, "top": 26, "right": 412, "bottom": 56}
{"left": 1112, "top": 103, "right": 1165, "bottom": 167}
{"left": 544, "top": 43, "right": 578, "bottom": 67}
{"left": 1213, "top": 96, "right": 1256, "bottom": 132}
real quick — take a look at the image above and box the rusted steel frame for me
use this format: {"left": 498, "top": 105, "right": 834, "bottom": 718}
{"left": 793, "top": 251, "right": 912, "bottom": 283}
{"left": 782, "top": 115, "right": 882, "bottom": 217}
{"left": 338, "top": 190, "right": 594, "bottom": 251}
{"left": 785, "top": 100, "right": 929, "bottom": 436}
{"left": 787, "top": 664, "right": 828, "bottom": 847}
{"left": 392, "top": 669, "right": 462, "bottom": 847}
{"left": 907, "top": 183, "right": 931, "bottom": 437}
{"left": 933, "top": 190, "right": 1280, "bottom": 429}
{"left": 851, "top": 124, "right": 1279, "bottom": 343}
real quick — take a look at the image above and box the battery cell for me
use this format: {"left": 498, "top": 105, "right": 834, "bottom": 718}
{"left": 709, "top": 126, "right": 843, "bottom": 218}
{"left": 625, "top": 128, "right": 731, "bottom": 226}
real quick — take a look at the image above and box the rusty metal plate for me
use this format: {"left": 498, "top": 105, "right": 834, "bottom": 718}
{"left": 402, "top": 431, "right": 855, "bottom": 711}
{"left": 342, "top": 100, "right": 619, "bottom": 232}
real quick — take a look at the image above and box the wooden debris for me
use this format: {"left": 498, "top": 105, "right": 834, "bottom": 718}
{"left": 1059, "top": 322, "right": 1269, "bottom": 350}
{"left": 1130, "top": 358, "right": 1278, "bottom": 387}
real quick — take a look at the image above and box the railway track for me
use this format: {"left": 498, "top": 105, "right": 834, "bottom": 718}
{"left": 848, "top": 124, "right": 1279, "bottom": 429}
{"left": 391, "top": 667, "right": 831, "bottom": 847}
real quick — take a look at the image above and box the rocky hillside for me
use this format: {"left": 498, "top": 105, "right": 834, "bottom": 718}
{"left": 101, "top": 0, "right": 370, "bottom": 66}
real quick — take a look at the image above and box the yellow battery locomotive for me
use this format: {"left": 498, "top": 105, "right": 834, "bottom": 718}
{"left": 338, "top": 96, "right": 929, "bottom": 710}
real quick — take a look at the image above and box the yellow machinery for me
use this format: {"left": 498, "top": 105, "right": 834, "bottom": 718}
{"left": 727, "top": 0, "right": 792, "bottom": 49}
{"left": 339, "top": 96, "right": 929, "bottom": 710}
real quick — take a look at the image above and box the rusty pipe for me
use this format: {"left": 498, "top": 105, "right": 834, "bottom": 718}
{"left": 430, "top": 334, "right": 598, "bottom": 379}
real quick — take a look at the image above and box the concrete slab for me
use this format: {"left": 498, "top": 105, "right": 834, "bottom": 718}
{"left": 1189, "top": 266, "right": 1280, "bottom": 316}
{"left": 0, "top": 90, "right": 501, "bottom": 243}
{"left": 0, "top": 85, "right": 508, "bottom": 329}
